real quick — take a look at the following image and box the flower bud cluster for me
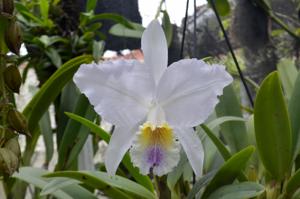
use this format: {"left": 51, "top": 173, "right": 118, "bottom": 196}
{"left": 0, "top": 104, "right": 29, "bottom": 176}
{"left": 0, "top": 0, "right": 25, "bottom": 177}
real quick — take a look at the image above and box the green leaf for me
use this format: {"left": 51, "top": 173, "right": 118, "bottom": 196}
{"left": 45, "top": 48, "right": 62, "bottom": 68}
{"left": 36, "top": 35, "right": 68, "bottom": 48}
{"left": 15, "top": 2, "right": 44, "bottom": 25}
{"left": 65, "top": 112, "right": 154, "bottom": 192}
{"left": 277, "top": 58, "right": 298, "bottom": 99}
{"left": 41, "top": 178, "right": 79, "bottom": 196}
{"left": 23, "top": 55, "right": 93, "bottom": 133}
{"left": 56, "top": 95, "right": 95, "bottom": 170}
{"left": 201, "top": 146, "right": 255, "bottom": 198}
{"left": 86, "top": 0, "right": 98, "bottom": 12}
{"left": 201, "top": 124, "right": 231, "bottom": 160}
{"left": 91, "top": 13, "right": 135, "bottom": 29}
{"left": 201, "top": 124, "right": 248, "bottom": 181}
{"left": 187, "top": 170, "right": 217, "bottom": 199}
{"left": 289, "top": 71, "right": 300, "bottom": 159}
{"left": 109, "top": 23, "right": 144, "bottom": 38}
{"left": 39, "top": 111, "right": 54, "bottom": 165}
{"left": 254, "top": 71, "right": 292, "bottom": 180}
{"left": 208, "top": 0, "right": 231, "bottom": 17}
{"left": 56, "top": 82, "right": 79, "bottom": 146}
{"left": 44, "top": 171, "right": 157, "bottom": 199}
{"left": 206, "top": 116, "right": 247, "bottom": 131}
{"left": 167, "top": 152, "right": 188, "bottom": 199}
{"left": 215, "top": 85, "right": 248, "bottom": 153}
{"left": 162, "top": 11, "right": 173, "bottom": 47}
{"left": 92, "top": 40, "right": 105, "bottom": 62}
{"left": 207, "top": 182, "right": 265, "bottom": 199}
{"left": 13, "top": 167, "right": 97, "bottom": 199}
{"left": 65, "top": 112, "right": 110, "bottom": 142}
{"left": 40, "top": 0, "right": 49, "bottom": 19}
{"left": 21, "top": 55, "right": 92, "bottom": 173}
{"left": 285, "top": 169, "right": 300, "bottom": 197}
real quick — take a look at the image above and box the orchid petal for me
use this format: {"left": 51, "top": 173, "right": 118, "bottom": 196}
{"left": 105, "top": 125, "right": 137, "bottom": 175}
{"left": 175, "top": 127, "right": 204, "bottom": 177}
{"left": 73, "top": 60, "right": 154, "bottom": 126}
{"left": 157, "top": 59, "right": 233, "bottom": 127}
{"left": 142, "top": 20, "right": 168, "bottom": 84}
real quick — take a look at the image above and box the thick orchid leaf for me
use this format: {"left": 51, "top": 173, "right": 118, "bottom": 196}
{"left": 206, "top": 116, "right": 247, "bottom": 131}
{"left": 56, "top": 82, "right": 79, "bottom": 145}
{"left": 215, "top": 85, "right": 248, "bottom": 153}
{"left": 56, "top": 95, "right": 96, "bottom": 170}
{"left": 39, "top": 0, "right": 50, "bottom": 20}
{"left": 21, "top": 55, "right": 93, "bottom": 168}
{"left": 201, "top": 124, "right": 231, "bottom": 160}
{"left": 44, "top": 171, "right": 156, "bottom": 199}
{"left": 39, "top": 111, "right": 54, "bottom": 165}
{"left": 201, "top": 146, "right": 255, "bottom": 198}
{"left": 65, "top": 112, "right": 154, "bottom": 192}
{"left": 13, "top": 167, "right": 97, "bottom": 199}
{"left": 254, "top": 71, "right": 292, "bottom": 180}
{"left": 207, "top": 182, "right": 265, "bottom": 199}
{"left": 23, "top": 55, "right": 93, "bottom": 133}
{"left": 187, "top": 170, "right": 217, "bottom": 199}
{"left": 285, "top": 169, "right": 300, "bottom": 198}
{"left": 109, "top": 24, "right": 143, "bottom": 38}
{"left": 41, "top": 178, "right": 79, "bottom": 196}
{"left": 86, "top": 0, "right": 98, "bottom": 12}
{"left": 90, "top": 13, "right": 134, "bottom": 29}
{"left": 277, "top": 58, "right": 297, "bottom": 100}
{"left": 167, "top": 152, "right": 188, "bottom": 199}
{"left": 201, "top": 124, "right": 248, "bottom": 181}
{"left": 289, "top": 71, "right": 300, "bottom": 159}
{"left": 162, "top": 11, "right": 173, "bottom": 47}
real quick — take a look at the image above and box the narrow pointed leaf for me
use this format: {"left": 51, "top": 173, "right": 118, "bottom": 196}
{"left": 39, "top": 111, "right": 54, "bottom": 165}
{"left": 215, "top": 85, "right": 248, "bottom": 153}
{"left": 285, "top": 169, "right": 300, "bottom": 198}
{"left": 207, "top": 182, "right": 265, "bottom": 199}
{"left": 277, "top": 58, "right": 297, "bottom": 100}
{"left": 206, "top": 116, "right": 247, "bottom": 131}
{"left": 187, "top": 170, "right": 217, "bottom": 199}
{"left": 44, "top": 171, "right": 156, "bottom": 199}
{"left": 254, "top": 71, "right": 292, "bottom": 180}
{"left": 289, "top": 71, "right": 300, "bottom": 159}
{"left": 56, "top": 95, "right": 96, "bottom": 170}
{"left": 65, "top": 112, "right": 154, "bottom": 192}
{"left": 23, "top": 55, "right": 93, "bottom": 133}
{"left": 201, "top": 124, "right": 231, "bottom": 160}
{"left": 13, "top": 167, "right": 97, "bottom": 199}
{"left": 201, "top": 146, "right": 255, "bottom": 198}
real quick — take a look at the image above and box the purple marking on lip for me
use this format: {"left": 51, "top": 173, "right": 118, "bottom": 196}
{"left": 147, "top": 147, "right": 164, "bottom": 166}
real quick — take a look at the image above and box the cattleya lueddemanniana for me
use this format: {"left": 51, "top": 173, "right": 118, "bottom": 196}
{"left": 73, "top": 20, "right": 232, "bottom": 177}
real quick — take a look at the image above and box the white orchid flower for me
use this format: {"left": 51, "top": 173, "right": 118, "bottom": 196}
{"left": 73, "top": 20, "right": 233, "bottom": 177}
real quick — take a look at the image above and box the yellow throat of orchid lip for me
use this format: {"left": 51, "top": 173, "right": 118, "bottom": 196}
{"left": 139, "top": 122, "right": 174, "bottom": 149}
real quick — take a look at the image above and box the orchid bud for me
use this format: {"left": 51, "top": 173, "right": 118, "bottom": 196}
{"left": 0, "top": 126, "right": 14, "bottom": 146}
{"left": 4, "top": 22, "right": 22, "bottom": 55}
{"left": 4, "top": 65, "right": 22, "bottom": 93}
{"left": 4, "top": 137, "right": 21, "bottom": 158}
{"left": 0, "top": 126, "right": 16, "bottom": 145}
{"left": 0, "top": 148, "right": 19, "bottom": 175}
{"left": 7, "top": 109, "right": 30, "bottom": 136}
